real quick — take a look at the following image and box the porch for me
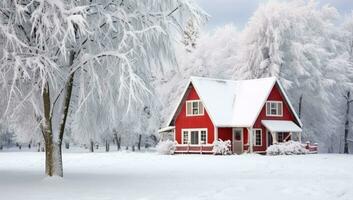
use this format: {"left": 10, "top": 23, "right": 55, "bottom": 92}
{"left": 262, "top": 120, "right": 302, "bottom": 144}
{"left": 174, "top": 144, "right": 214, "bottom": 154}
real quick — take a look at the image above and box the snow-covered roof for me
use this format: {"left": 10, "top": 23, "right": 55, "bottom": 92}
{"left": 168, "top": 76, "right": 302, "bottom": 128}
{"left": 262, "top": 120, "right": 302, "bottom": 132}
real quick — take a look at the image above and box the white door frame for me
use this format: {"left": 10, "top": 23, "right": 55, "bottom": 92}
{"left": 232, "top": 128, "right": 243, "bottom": 154}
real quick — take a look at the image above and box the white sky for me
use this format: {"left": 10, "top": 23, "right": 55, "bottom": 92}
{"left": 196, "top": 0, "right": 353, "bottom": 30}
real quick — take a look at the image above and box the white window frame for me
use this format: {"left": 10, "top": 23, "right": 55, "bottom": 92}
{"left": 266, "top": 101, "right": 283, "bottom": 117}
{"left": 181, "top": 128, "right": 208, "bottom": 145}
{"left": 253, "top": 128, "right": 262, "bottom": 146}
{"left": 186, "top": 100, "right": 204, "bottom": 116}
{"left": 182, "top": 131, "right": 189, "bottom": 144}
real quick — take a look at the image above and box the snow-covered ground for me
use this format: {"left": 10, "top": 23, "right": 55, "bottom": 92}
{"left": 0, "top": 151, "right": 352, "bottom": 200}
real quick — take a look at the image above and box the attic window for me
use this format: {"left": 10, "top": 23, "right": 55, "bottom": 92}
{"left": 266, "top": 101, "right": 283, "bottom": 117}
{"left": 186, "top": 100, "right": 204, "bottom": 116}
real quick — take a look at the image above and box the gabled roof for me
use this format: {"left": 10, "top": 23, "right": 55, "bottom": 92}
{"left": 168, "top": 76, "right": 302, "bottom": 128}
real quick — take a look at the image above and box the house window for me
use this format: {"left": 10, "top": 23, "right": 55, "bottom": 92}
{"left": 181, "top": 129, "right": 207, "bottom": 145}
{"left": 190, "top": 131, "right": 199, "bottom": 144}
{"left": 186, "top": 100, "right": 204, "bottom": 116}
{"left": 200, "top": 130, "right": 207, "bottom": 144}
{"left": 234, "top": 129, "right": 242, "bottom": 141}
{"left": 266, "top": 101, "right": 283, "bottom": 116}
{"left": 253, "top": 129, "right": 262, "bottom": 146}
{"left": 182, "top": 131, "right": 188, "bottom": 144}
{"left": 277, "top": 132, "right": 285, "bottom": 143}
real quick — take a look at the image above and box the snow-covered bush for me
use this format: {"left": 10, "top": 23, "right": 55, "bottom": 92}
{"left": 212, "top": 139, "right": 231, "bottom": 155}
{"left": 156, "top": 140, "right": 176, "bottom": 155}
{"left": 266, "top": 141, "right": 309, "bottom": 155}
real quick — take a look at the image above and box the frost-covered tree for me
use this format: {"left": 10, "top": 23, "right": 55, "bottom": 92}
{"left": 0, "top": 0, "right": 206, "bottom": 177}
{"left": 182, "top": 18, "right": 200, "bottom": 52}
{"left": 155, "top": 24, "right": 240, "bottom": 126}
{"left": 236, "top": 1, "right": 352, "bottom": 151}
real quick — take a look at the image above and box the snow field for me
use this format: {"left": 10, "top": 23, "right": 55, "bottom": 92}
{"left": 0, "top": 152, "right": 352, "bottom": 200}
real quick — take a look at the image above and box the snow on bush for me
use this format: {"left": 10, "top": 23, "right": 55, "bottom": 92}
{"left": 266, "top": 141, "right": 309, "bottom": 155}
{"left": 156, "top": 140, "right": 176, "bottom": 155}
{"left": 212, "top": 139, "right": 231, "bottom": 155}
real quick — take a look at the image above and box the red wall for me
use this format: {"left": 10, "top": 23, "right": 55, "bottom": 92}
{"left": 252, "top": 83, "right": 298, "bottom": 152}
{"left": 218, "top": 128, "right": 232, "bottom": 143}
{"left": 175, "top": 84, "right": 215, "bottom": 144}
{"left": 174, "top": 82, "right": 298, "bottom": 153}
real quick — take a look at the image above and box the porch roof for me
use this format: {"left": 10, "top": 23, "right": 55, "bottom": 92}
{"left": 158, "top": 126, "right": 175, "bottom": 133}
{"left": 262, "top": 120, "right": 302, "bottom": 132}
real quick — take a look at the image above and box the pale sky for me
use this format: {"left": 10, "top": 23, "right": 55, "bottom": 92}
{"left": 196, "top": 0, "right": 353, "bottom": 30}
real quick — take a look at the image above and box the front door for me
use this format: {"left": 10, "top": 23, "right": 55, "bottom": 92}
{"left": 233, "top": 128, "right": 243, "bottom": 154}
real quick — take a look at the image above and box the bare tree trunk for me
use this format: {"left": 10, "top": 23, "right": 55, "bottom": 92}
{"left": 65, "top": 142, "right": 70, "bottom": 149}
{"left": 344, "top": 91, "right": 351, "bottom": 154}
{"left": 113, "top": 133, "right": 120, "bottom": 151}
{"left": 42, "top": 82, "right": 63, "bottom": 177}
{"left": 42, "top": 51, "right": 76, "bottom": 177}
{"left": 138, "top": 134, "right": 142, "bottom": 151}
{"left": 89, "top": 140, "right": 94, "bottom": 152}
{"left": 117, "top": 136, "right": 121, "bottom": 150}
{"left": 105, "top": 140, "right": 110, "bottom": 152}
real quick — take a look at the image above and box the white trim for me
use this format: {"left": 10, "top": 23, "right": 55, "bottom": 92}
{"left": 276, "top": 80, "right": 303, "bottom": 127}
{"left": 190, "top": 79, "right": 218, "bottom": 126}
{"left": 166, "top": 77, "right": 302, "bottom": 130}
{"left": 181, "top": 130, "right": 189, "bottom": 144}
{"left": 265, "top": 101, "right": 283, "bottom": 117}
{"left": 166, "top": 80, "right": 192, "bottom": 127}
{"left": 249, "top": 78, "right": 277, "bottom": 127}
{"left": 181, "top": 128, "right": 208, "bottom": 145}
{"left": 248, "top": 127, "right": 253, "bottom": 153}
{"left": 185, "top": 100, "right": 204, "bottom": 116}
{"left": 253, "top": 128, "right": 262, "bottom": 147}
{"left": 250, "top": 79, "right": 303, "bottom": 128}
{"left": 214, "top": 126, "right": 218, "bottom": 142}
{"left": 166, "top": 79, "right": 218, "bottom": 129}
{"left": 261, "top": 120, "right": 302, "bottom": 132}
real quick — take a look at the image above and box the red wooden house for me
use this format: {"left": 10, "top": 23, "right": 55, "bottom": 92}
{"left": 159, "top": 76, "right": 304, "bottom": 154}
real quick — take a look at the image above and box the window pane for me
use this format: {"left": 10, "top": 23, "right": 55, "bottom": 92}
{"left": 183, "top": 131, "right": 188, "bottom": 144}
{"left": 278, "top": 103, "right": 282, "bottom": 115}
{"left": 186, "top": 102, "right": 192, "bottom": 115}
{"left": 266, "top": 102, "right": 271, "bottom": 115}
{"left": 278, "top": 132, "right": 284, "bottom": 142}
{"left": 253, "top": 130, "right": 261, "bottom": 146}
{"left": 256, "top": 131, "right": 261, "bottom": 146}
{"left": 235, "top": 130, "right": 241, "bottom": 141}
{"left": 199, "top": 102, "right": 204, "bottom": 115}
{"left": 201, "top": 131, "right": 207, "bottom": 144}
{"left": 271, "top": 103, "right": 277, "bottom": 115}
{"left": 192, "top": 102, "right": 199, "bottom": 114}
{"left": 191, "top": 131, "right": 199, "bottom": 144}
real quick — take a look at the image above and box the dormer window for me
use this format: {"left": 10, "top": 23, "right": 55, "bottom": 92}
{"left": 186, "top": 100, "right": 204, "bottom": 116}
{"left": 266, "top": 101, "right": 283, "bottom": 117}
